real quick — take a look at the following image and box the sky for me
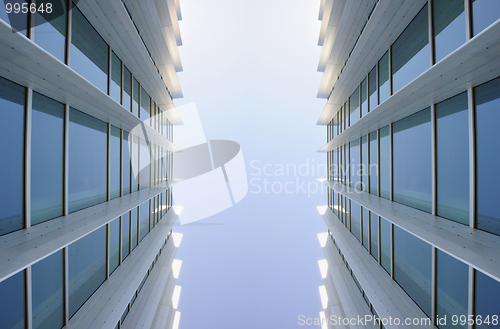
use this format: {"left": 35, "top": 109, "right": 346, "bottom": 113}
{"left": 172, "top": 0, "right": 329, "bottom": 328}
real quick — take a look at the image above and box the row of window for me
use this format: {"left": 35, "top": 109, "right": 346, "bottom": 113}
{"left": 0, "top": 193, "right": 172, "bottom": 329}
{"left": 327, "top": 192, "right": 500, "bottom": 329}
{"left": 0, "top": 1, "right": 172, "bottom": 136}
{"left": 0, "top": 76, "right": 173, "bottom": 236}
{"left": 326, "top": 75, "right": 500, "bottom": 236}
{"left": 327, "top": 0, "right": 500, "bottom": 134}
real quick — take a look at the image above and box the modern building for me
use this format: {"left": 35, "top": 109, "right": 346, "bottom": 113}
{"left": 316, "top": 0, "right": 500, "bottom": 328}
{"left": 0, "top": 1, "right": 186, "bottom": 328}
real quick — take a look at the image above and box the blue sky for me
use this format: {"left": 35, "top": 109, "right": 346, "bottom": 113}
{"left": 172, "top": 0, "right": 328, "bottom": 327}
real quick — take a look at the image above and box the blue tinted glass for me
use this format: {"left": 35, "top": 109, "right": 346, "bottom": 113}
{"left": 350, "top": 200, "right": 361, "bottom": 242}
{"left": 369, "top": 131, "right": 378, "bottom": 195}
{"left": 378, "top": 52, "right": 390, "bottom": 103}
{"left": 0, "top": 271, "right": 24, "bottom": 329}
{"left": 436, "top": 250, "right": 468, "bottom": 329}
{"left": 361, "top": 135, "right": 368, "bottom": 191}
{"left": 393, "top": 108, "right": 432, "bottom": 212}
{"left": 110, "top": 51, "right": 121, "bottom": 103}
{"left": 370, "top": 214, "right": 378, "bottom": 260}
{"left": 380, "top": 217, "right": 391, "bottom": 274}
{"left": 433, "top": 0, "right": 465, "bottom": 62}
{"left": 476, "top": 77, "right": 500, "bottom": 235}
{"left": 109, "top": 217, "right": 120, "bottom": 274}
{"left": 140, "top": 87, "right": 151, "bottom": 125}
{"left": 369, "top": 66, "right": 377, "bottom": 109}
{"left": 131, "top": 135, "right": 139, "bottom": 192}
{"left": 123, "top": 66, "right": 132, "bottom": 111}
{"left": 379, "top": 126, "right": 390, "bottom": 199}
{"left": 361, "top": 78, "right": 368, "bottom": 116}
{"left": 34, "top": 1, "right": 66, "bottom": 62}
{"left": 31, "top": 92, "right": 64, "bottom": 225}
{"left": 139, "top": 138, "right": 150, "bottom": 189}
{"left": 394, "top": 226, "right": 432, "bottom": 316}
{"left": 131, "top": 207, "right": 138, "bottom": 250}
{"left": 32, "top": 250, "right": 63, "bottom": 329}
{"left": 436, "top": 92, "right": 469, "bottom": 224}
{"left": 0, "top": 77, "right": 24, "bottom": 236}
{"left": 110, "top": 126, "right": 121, "bottom": 200}
{"left": 472, "top": 0, "right": 500, "bottom": 36}
{"left": 139, "top": 201, "right": 149, "bottom": 241}
{"left": 132, "top": 78, "right": 139, "bottom": 117}
{"left": 68, "top": 226, "right": 106, "bottom": 318}
{"left": 0, "top": 3, "right": 9, "bottom": 23}
{"left": 392, "top": 4, "right": 429, "bottom": 93}
{"left": 476, "top": 271, "right": 500, "bottom": 329}
{"left": 1, "top": 2, "right": 27, "bottom": 35}
{"left": 350, "top": 139, "right": 360, "bottom": 189}
{"left": 122, "top": 131, "right": 131, "bottom": 195}
{"left": 68, "top": 108, "right": 107, "bottom": 213}
{"left": 362, "top": 207, "right": 369, "bottom": 250}
{"left": 350, "top": 87, "right": 360, "bottom": 126}
{"left": 122, "top": 213, "right": 130, "bottom": 260}
{"left": 71, "top": 5, "right": 108, "bottom": 93}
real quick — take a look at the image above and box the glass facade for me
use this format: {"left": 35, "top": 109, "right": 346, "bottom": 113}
{"left": 123, "top": 66, "right": 132, "bottom": 111}
{"left": 361, "top": 135, "right": 368, "bottom": 191}
{"left": 131, "top": 207, "right": 138, "bottom": 250}
{"left": 0, "top": 271, "right": 25, "bottom": 329}
{"left": 378, "top": 52, "right": 390, "bottom": 103}
{"left": 472, "top": 0, "right": 500, "bottom": 36}
{"left": 379, "top": 126, "right": 390, "bottom": 199}
{"left": 361, "top": 77, "right": 368, "bottom": 116}
{"left": 122, "top": 131, "right": 131, "bottom": 195}
{"left": 476, "top": 271, "right": 500, "bottom": 329}
{"left": 350, "top": 139, "right": 360, "bottom": 189}
{"left": 122, "top": 212, "right": 130, "bottom": 261}
{"left": 110, "top": 51, "right": 122, "bottom": 104}
{"left": 109, "top": 217, "right": 120, "bottom": 275}
{"left": 139, "top": 201, "right": 150, "bottom": 241}
{"left": 370, "top": 213, "right": 378, "bottom": 261}
{"left": 433, "top": 0, "right": 465, "bottom": 62}
{"left": 349, "top": 87, "right": 360, "bottom": 126}
{"left": 362, "top": 207, "right": 369, "bottom": 250}
{"left": 350, "top": 201, "right": 361, "bottom": 242}
{"left": 380, "top": 217, "right": 391, "bottom": 274}
{"left": 34, "top": 1, "right": 67, "bottom": 62}
{"left": 140, "top": 87, "right": 151, "bottom": 124}
{"left": 369, "top": 131, "right": 378, "bottom": 195}
{"left": 368, "top": 66, "right": 377, "bottom": 110}
{"left": 110, "top": 126, "right": 121, "bottom": 200}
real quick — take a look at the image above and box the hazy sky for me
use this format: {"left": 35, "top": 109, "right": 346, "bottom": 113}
{"left": 172, "top": 0, "right": 329, "bottom": 328}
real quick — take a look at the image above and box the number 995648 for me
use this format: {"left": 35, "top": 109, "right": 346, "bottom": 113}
{"left": 5, "top": 2, "right": 52, "bottom": 14}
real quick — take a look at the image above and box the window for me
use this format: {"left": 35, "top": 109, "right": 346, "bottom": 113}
{"left": 122, "top": 213, "right": 130, "bottom": 261}
{"left": 379, "top": 126, "right": 390, "bottom": 199}
{"left": 350, "top": 139, "right": 360, "bottom": 189}
{"left": 361, "top": 135, "right": 368, "bottom": 191}
{"left": 368, "top": 66, "right": 377, "bottom": 110}
{"left": 350, "top": 200, "right": 361, "bottom": 242}
{"left": 0, "top": 271, "right": 25, "bottom": 329}
{"left": 476, "top": 271, "right": 500, "bottom": 328}
{"left": 110, "top": 126, "right": 121, "bottom": 200}
{"left": 110, "top": 51, "right": 122, "bottom": 103}
{"left": 31, "top": 92, "right": 64, "bottom": 225}
{"left": 139, "top": 138, "right": 150, "bottom": 189}
{"left": 34, "top": 0, "right": 67, "bottom": 62}
{"left": 361, "top": 77, "right": 368, "bottom": 116}
{"left": 472, "top": 0, "right": 500, "bottom": 36}
{"left": 132, "top": 78, "right": 139, "bottom": 117}
{"left": 349, "top": 87, "right": 360, "bottom": 126}
{"left": 378, "top": 52, "right": 390, "bottom": 103}
{"left": 380, "top": 217, "right": 391, "bottom": 275}
{"left": 131, "top": 135, "right": 139, "bottom": 192}
{"left": 140, "top": 87, "right": 151, "bottom": 125}
{"left": 362, "top": 207, "right": 369, "bottom": 250}
{"left": 131, "top": 207, "right": 138, "bottom": 250}
{"left": 109, "top": 217, "right": 120, "bottom": 274}
{"left": 123, "top": 66, "right": 132, "bottom": 111}
{"left": 433, "top": 0, "right": 465, "bottom": 62}
{"left": 122, "top": 131, "right": 131, "bottom": 195}
{"left": 139, "top": 201, "right": 150, "bottom": 241}
{"left": 392, "top": 3, "right": 429, "bottom": 93}
{"left": 370, "top": 214, "right": 378, "bottom": 260}
{"left": 369, "top": 131, "right": 378, "bottom": 195}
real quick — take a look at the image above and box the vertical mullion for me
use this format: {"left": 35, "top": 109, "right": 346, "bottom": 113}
{"left": 107, "top": 46, "right": 111, "bottom": 96}
{"left": 65, "top": 0, "right": 72, "bottom": 66}
{"left": 377, "top": 129, "right": 381, "bottom": 197}
{"left": 118, "top": 216, "right": 122, "bottom": 266}
{"left": 468, "top": 266, "right": 475, "bottom": 329}
{"left": 367, "top": 73, "right": 371, "bottom": 112}
{"left": 128, "top": 211, "right": 132, "bottom": 255}
{"left": 27, "top": 0, "right": 35, "bottom": 40}
{"left": 64, "top": 247, "right": 69, "bottom": 325}
{"left": 107, "top": 124, "right": 111, "bottom": 201}
{"left": 428, "top": 0, "right": 436, "bottom": 66}
{"left": 390, "top": 223, "right": 394, "bottom": 279}
{"left": 389, "top": 123, "right": 394, "bottom": 201}
{"left": 24, "top": 88, "right": 33, "bottom": 228}
{"left": 63, "top": 105, "right": 69, "bottom": 216}
{"left": 465, "top": 0, "right": 473, "bottom": 40}
{"left": 468, "top": 87, "right": 476, "bottom": 228}
{"left": 26, "top": 266, "right": 33, "bottom": 329}
{"left": 377, "top": 216, "right": 382, "bottom": 266}
{"left": 431, "top": 247, "right": 437, "bottom": 325}
{"left": 120, "top": 129, "right": 123, "bottom": 197}
{"left": 120, "top": 62, "right": 124, "bottom": 106}
{"left": 106, "top": 224, "right": 110, "bottom": 279}
{"left": 389, "top": 46, "right": 393, "bottom": 96}
{"left": 431, "top": 104, "right": 438, "bottom": 215}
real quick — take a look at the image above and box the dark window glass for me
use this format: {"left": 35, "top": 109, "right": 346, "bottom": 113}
{"left": 0, "top": 77, "right": 24, "bottom": 236}
{"left": 139, "top": 138, "right": 150, "bottom": 189}
{"left": 350, "top": 139, "right": 360, "bottom": 189}
{"left": 31, "top": 92, "right": 64, "bottom": 225}
{"left": 362, "top": 207, "right": 369, "bottom": 250}
{"left": 350, "top": 200, "right": 361, "bottom": 242}
{"left": 122, "top": 213, "right": 130, "bottom": 261}
{"left": 349, "top": 87, "right": 360, "bottom": 126}
{"left": 436, "top": 92, "right": 469, "bottom": 224}
{"left": 131, "top": 135, "right": 139, "bottom": 192}
{"left": 369, "top": 131, "right": 378, "bottom": 195}
{"left": 433, "top": 0, "right": 465, "bottom": 62}
{"left": 368, "top": 66, "right": 377, "bottom": 110}
{"left": 394, "top": 226, "right": 432, "bottom": 316}
{"left": 131, "top": 207, "right": 138, "bottom": 250}
{"left": 71, "top": 5, "right": 108, "bottom": 93}
{"left": 361, "top": 135, "right": 368, "bottom": 191}
{"left": 436, "top": 250, "right": 468, "bottom": 329}
{"left": 476, "top": 77, "right": 500, "bottom": 235}
{"left": 32, "top": 250, "right": 63, "bottom": 329}
{"left": 0, "top": 271, "right": 25, "bottom": 329}
{"left": 139, "top": 200, "right": 150, "bottom": 241}
{"left": 132, "top": 78, "right": 139, "bottom": 117}
{"left": 110, "top": 126, "right": 121, "bottom": 200}
{"left": 472, "top": 0, "right": 500, "bottom": 36}
{"left": 344, "top": 102, "right": 348, "bottom": 129}
{"left": 110, "top": 51, "right": 122, "bottom": 103}
{"left": 378, "top": 52, "right": 390, "bottom": 103}
{"left": 392, "top": 4, "right": 429, "bottom": 93}
{"left": 109, "top": 217, "right": 120, "bottom": 275}
{"left": 123, "top": 66, "right": 132, "bottom": 111}
{"left": 68, "top": 226, "right": 106, "bottom": 318}
{"left": 393, "top": 108, "right": 432, "bottom": 212}
{"left": 370, "top": 214, "right": 378, "bottom": 260}
{"left": 361, "top": 78, "right": 368, "bottom": 116}
{"left": 1, "top": 2, "right": 28, "bottom": 35}
{"left": 140, "top": 87, "right": 151, "bottom": 125}
{"left": 379, "top": 126, "right": 390, "bottom": 199}
{"left": 122, "top": 131, "right": 131, "bottom": 195}
{"left": 0, "top": 3, "right": 9, "bottom": 24}
{"left": 68, "top": 108, "right": 107, "bottom": 213}
{"left": 380, "top": 217, "right": 391, "bottom": 274}
{"left": 34, "top": 0, "right": 66, "bottom": 62}
{"left": 476, "top": 271, "right": 500, "bottom": 329}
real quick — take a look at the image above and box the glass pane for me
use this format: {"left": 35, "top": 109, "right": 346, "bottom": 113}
{"left": 0, "top": 2, "right": 9, "bottom": 24}
{"left": 68, "top": 108, "right": 107, "bottom": 213}
{"left": 122, "top": 131, "right": 131, "bottom": 195}
{"left": 123, "top": 66, "right": 132, "bottom": 111}
{"left": 472, "top": 0, "right": 500, "bottom": 36}
{"left": 110, "top": 126, "right": 121, "bottom": 200}
{"left": 139, "top": 200, "right": 150, "bottom": 241}
{"left": 476, "top": 271, "right": 500, "bottom": 329}
{"left": 378, "top": 51, "right": 390, "bottom": 103}
{"left": 132, "top": 78, "right": 139, "bottom": 117}
{"left": 32, "top": 250, "right": 63, "bottom": 329}
{"left": 344, "top": 196, "right": 350, "bottom": 228}
{"left": 344, "top": 102, "right": 348, "bottom": 129}
{"left": 2, "top": 1, "right": 28, "bottom": 35}
{"left": 131, "top": 207, "right": 138, "bottom": 250}
{"left": 380, "top": 217, "right": 391, "bottom": 274}
{"left": 69, "top": 226, "right": 106, "bottom": 318}
{"left": 361, "top": 78, "right": 368, "bottom": 116}
{"left": 122, "top": 213, "right": 130, "bottom": 261}
{"left": 139, "top": 138, "right": 150, "bottom": 189}
{"left": 393, "top": 108, "right": 432, "bottom": 212}
{"left": 369, "top": 131, "right": 378, "bottom": 195}
{"left": 436, "top": 250, "right": 468, "bottom": 329}
{"left": 349, "top": 87, "right": 360, "bottom": 126}
{"left": 436, "top": 92, "right": 469, "bottom": 224}
{"left": 394, "top": 225, "right": 432, "bottom": 316}
{"left": 131, "top": 135, "right": 139, "bottom": 192}
{"left": 110, "top": 51, "right": 121, "bottom": 103}
{"left": 362, "top": 207, "right": 369, "bottom": 250}
{"left": 350, "top": 139, "right": 360, "bottom": 189}
{"left": 109, "top": 217, "right": 120, "bottom": 274}
{"left": 392, "top": 3, "right": 429, "bottom": 93}
{"left": 476, "top": 77, "right": 500, "bottom": 236}
{"left": 0, "top": 271, "right": 24, "bottom": 329}
{"left": 433, "top": 0, "right": 465, "bottom": 62}
{"left": 350, "top": 200, "right": 361, "bottom": 242}
{"left": 370, "top": 214, "right": 378, "bottom": 260}
{"left": 361, "top": 135, "right": 368, "bottom": 191}
{"left": 379, "top": 126, "right": 390, "bottom": 199}
{"left": 71, "top": 5, "right": 108, "bottom": 93}
{"left": 31, "top": 92, "right": 64, "bottom": 225}
{"left": 368, "top": 66, "right": 377, "bottom": 110}
{"left": 140, "top": 86, "right": 151, "bottom": 125}
{"left": 34, "top": 0, "right": 66, "bottom": 62}
{"left": 0, "top": 77, "right": 24, "bottom": 236}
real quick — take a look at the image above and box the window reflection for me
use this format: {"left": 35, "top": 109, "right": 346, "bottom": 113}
{"left": 433, "top": 0, "right": 465, "bottom": 62}
{"left": 379, "top": 126, "right": 390, "bottom": 199}
{"left": 378, "top": 52, "right": 390, "bottom": 103}
{"left": 368, "top": 66, "right": 377, "bottom": 110}
{"left": 109, "top": 217, "right": 120, "bottom": 274}
{"left": 350, "top": 201, "right": 361, "bottom": 242}
{"left": 34, "top": 0, "right": 66, "bottom": 62}
{"left": 349, "top": 87, "right": 360, "bottom": 126}
{"left": 110, "top": 126, "right": 121, "bottom": 200}
{"left": 350, "top": 139, "right": 360, "bottom": 189}
{"left": 139, "top": 201, "right": 150, "bottom": 241}
{"left": 0, "top": 271, "right": 25, "bottom": 329}
{"left": 472, "top": 0, "right": 500, "bottom": 36}
{"left": 380, "top": 217, "right": 391, "bottom": 274}
{"left": 110, "top": 51, "right": 122, "bottom": 103}
{"left": 122, "top": 212, "right": 130, "bottom": 261}
{"left": 476, "top": 271, "right": 500, "bottom": 329}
